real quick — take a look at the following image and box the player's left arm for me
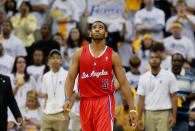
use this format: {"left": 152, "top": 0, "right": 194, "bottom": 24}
{"left": 112, "top": 51, "right": 137, "bottom": 127}
{"left": 112, "top": 51, "right": 134, "bottom": 109}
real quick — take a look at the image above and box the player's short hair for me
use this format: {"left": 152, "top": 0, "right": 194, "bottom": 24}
{"left": 91, "top": 21, "right": 108, "bottom": 32}
{"left": 129, "top": 56, "right": 141, "bottom": 68}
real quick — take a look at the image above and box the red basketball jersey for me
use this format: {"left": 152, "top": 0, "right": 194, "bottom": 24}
{"left": 78, "top": 45, "right": 115, "bottom": 97}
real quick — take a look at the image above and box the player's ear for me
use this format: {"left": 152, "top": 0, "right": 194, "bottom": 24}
{"left": 105, "top": 32, "right": 108, "bottom": 38}
{"left": 89, "top": 32, "right": 92, "bottom": 38}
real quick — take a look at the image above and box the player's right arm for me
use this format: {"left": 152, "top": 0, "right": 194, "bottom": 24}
{"left": 63, "top": 48, "right": 82, "bottom": 111}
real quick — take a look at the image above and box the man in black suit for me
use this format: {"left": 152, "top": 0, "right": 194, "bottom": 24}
{"left": 0, "top": 74, "right": 23, "bottom": 131}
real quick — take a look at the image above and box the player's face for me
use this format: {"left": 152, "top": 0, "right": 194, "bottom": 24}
{"left": 149, "top": 52, "right": 161, "bottom": 69}
{"left": 50, "top": 53, "right": 62, "bottom": 69}
{"left": 90, "top": 22, "right": 107, "bottom": 40}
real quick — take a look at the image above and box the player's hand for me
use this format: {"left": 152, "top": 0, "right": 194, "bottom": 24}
{"left": 63, "top": 100, "right": 71, "bottom": 113}
{"left": 137, "top": 119, "right": 144, "bottom": 131}
{"left": 129, "top": 111, "right": 137, "bottom": 129}
{"left": 169, "top": 116, "right": 176, "bottom": 128}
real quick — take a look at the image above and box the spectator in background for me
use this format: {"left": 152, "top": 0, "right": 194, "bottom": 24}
{"left": 183, "top": 60, "right": 195, "bottom": 74}
{"left": 172, "top": 0, "right": 195, "bottom": 14}
{"left": 53, "top": 33, "right": 67, "bottom": 69}
{"left": 9, "top": 56, "right": 37, "bottom": 109}
{"left": 10, "top": 1, "right": 36, "bottom": 47}
{"left": 50, "top": 0, "right": 79, "bottom": 38}
{"left": 29, "top": 0, "right": 49, "bottom": 41}
{"left": 53, "top": 33, "right": 66, "bottom": 57}
{"left": 2, "top": 20, "right": 27, "bottom": 58}
{"left": 151, "top": 43, "right": 172, "bottom": 70}
{"left": 5, "top": 0, "right": 18, "bottom": 19}
{"left": 171, "top": 53, "right": 195, "bottom": 131}
{"left": 0, "top": 43, "right": 14, "bottom": 76}
{"left": 135, "top": 0, "right": 165, "bottom": 40}
{"left": 164, "top": 21, "right": 195, "bottom": 63}
{"left": 27, "top": 49, "right": 45, "bottom": 82}
{"left": 126, "top": 56, "right": 141, "bottom": 90}
{"left": 28, "top": 24, "right": 60, "bottom": 64}
{"left": 137, "top": 51, "right": 178, "bottom": 131}
{"left": 166, "top": 0, "right": 195, "bottom": 50}
{"left": 64, "top": 28, "right": 83, "bottom": 69}
{"left": 20, "top": 90, "right": 42, "bottom": 131}
{"left": 41, "top": 49, "right": 69, "bottom": 131}
{"left": 136, "top": 34, "right": 154, "bottom": 73}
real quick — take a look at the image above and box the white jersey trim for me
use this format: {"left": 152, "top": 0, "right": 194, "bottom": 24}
{"left": 89, "top": 44, "right": 108, "bottom": 58}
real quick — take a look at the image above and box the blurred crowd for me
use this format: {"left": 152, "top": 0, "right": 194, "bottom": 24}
{"left": 0, "top": 0, "right": 195, "bottom": 131}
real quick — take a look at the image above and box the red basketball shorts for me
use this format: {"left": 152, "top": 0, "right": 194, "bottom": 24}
{"left": 80, "top": 94, "right": 115, "bottom": 131}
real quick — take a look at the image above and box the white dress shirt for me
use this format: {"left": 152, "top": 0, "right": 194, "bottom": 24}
{"left": 137, "top": 69, "right": 178, "bottom": 110}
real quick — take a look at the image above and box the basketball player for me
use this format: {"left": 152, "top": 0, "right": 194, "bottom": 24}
{"left": 64, "top": 21, "right": 137, "bottom": 131}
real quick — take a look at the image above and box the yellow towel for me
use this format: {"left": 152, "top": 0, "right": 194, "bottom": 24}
{"left": 177, "top": 97, "right": 183, "bottom": 107}
{"left": 59, "top": 22, "right": 67, "bottom": 37}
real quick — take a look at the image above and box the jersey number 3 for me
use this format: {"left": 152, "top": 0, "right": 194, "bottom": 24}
{"left": 102, "top": 79, "right": 108, "bottom": 89}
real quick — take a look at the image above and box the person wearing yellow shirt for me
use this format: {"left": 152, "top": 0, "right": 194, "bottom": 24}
{"left": 10, "top": 1, "right": 36, "bottom": 47}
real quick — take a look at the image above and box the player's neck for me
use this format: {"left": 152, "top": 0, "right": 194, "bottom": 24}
{"left": 91, "top": 40, "right": 106, "bottom": 51}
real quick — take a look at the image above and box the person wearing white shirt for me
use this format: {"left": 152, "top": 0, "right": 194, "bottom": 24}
{"left": 126, "top": 56, "right": 141, "bottom": 90}
{"left": 2, "top": 20, "right": 27, "bottom": 58}
{"left": 137, "top": 51, "right": 178, "bottom": 131}
{"left": 50, "top": 0, "right": 79, "bottom": 38}
{"left": 27, "top": 49, "right": 45, "bottom": 82}
{"left": 20, "top": 90, "right": 42, "bottom": 131}
{"left": 134, "top": 0, "right": 165, "bottom": 40}
{"left": 164, "top": 21, "right": 195, "bottom": 63}
{"left": 27, "top": 49, "right": 45, "bottom": 96}
{"left": 10, "top": 56, "right": 37, "bottom": 109}
{"left": 0, "top": 43, "right": 14, "bottom": 76}
{"left": 41, "top": 49, "right": 69, "bottom": 131}
{"left": 166, "top": 0, "right": 195, "bottom": 49}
